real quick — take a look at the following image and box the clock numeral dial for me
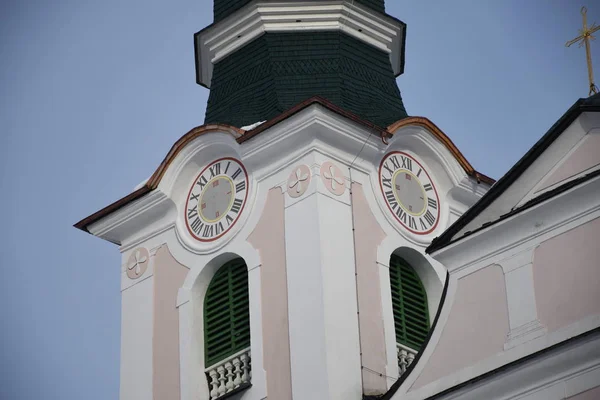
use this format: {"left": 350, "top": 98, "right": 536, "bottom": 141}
{"left": 378, "top": 151, "right": 440, "bottom": 235}
{"left": 185, "top": 158, "right": 249, "bottom": 242}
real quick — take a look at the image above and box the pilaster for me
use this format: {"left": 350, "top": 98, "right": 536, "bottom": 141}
{"left": 501, "top": 248, "right": 547, "bottom": 350}
{"left": 283, "top": 154, "right": 362, "bottom": 400}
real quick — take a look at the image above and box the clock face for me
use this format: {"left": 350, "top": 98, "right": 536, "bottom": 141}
{"left": 378, "top": 151, "right": 440, "bottom": 235}
{"left": 185, "top": 157, "right": 249, "bottom": 242}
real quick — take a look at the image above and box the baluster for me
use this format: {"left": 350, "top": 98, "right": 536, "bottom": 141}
{"left": 225, "top": 362, "right": 234, "bottom": 392}
{"left": 407, "top": 352, "right": 415, "bottom": 367}
{"left": 248, "top": 352, "right": 252, "bottom": 380}
{"left": 398, "top": 349, "right": 407, "bottom": 373}
{"left": 217, "top": 365, "right": 227, "bottom": 396}
{"left": 241, "top": 353, "right": 250, "bottom": 383}
{"left": 209, "top": 369, "right": 220, "bottom": 399}
{"left": 233, "top": 357, "right": 242, "bottom": 387}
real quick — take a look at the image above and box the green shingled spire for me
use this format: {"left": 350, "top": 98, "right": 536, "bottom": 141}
{"left": 200, "top": 0, "right": 408, "bottom": 128}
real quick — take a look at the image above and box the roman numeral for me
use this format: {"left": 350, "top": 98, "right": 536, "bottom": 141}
{"left": 226, "top": 214, "right": 234, "bottom": 226}
{"left": 427, "top": 197, "right": 437, "bottom": 210}
{"left": 417, "top": 168, "right": 422, "bottom": 178}
{"left": 385, "top": 191, "right": 398, "bottom": 210}
{"left": 395, "top": 207, "right": 405, "bottom": 221}
{"left": 196, "top": 175, "right": 208, "bottom": 190}
{"left": 209, "top": 163, "right": 221, "bottom": 178}
{"left": 187, "top": 205, "right": 197, "bottom": 219}
{"left": 231, "top": 198, "right": 243, "bottom": 214}
{"left": 420, "top": 218, "right": 428, "bottom": 230}
{"left": 382, "top": 176, "right": 392, "bottom": 189}
{"left": 382, "top": 162, "right": 395, "bottom": 176}
{"left": 390, "top": 156, "right": 400, "bottom": 170}
{"left": 190, "top": 192, "right": 200, "bottom": 202}
{"left": 190, "top": 217, "right": 203, "bottom": 235}
{"left": 401, "top": 156, "right": 413, "bottom": 171}
{"left": 202, "top": 224, "right": 214, "bottom": 238}
{"left": 424, "top": 183, "right": 433, "bottom": 192}
{"left": 423, "top": 210, "right": 435, "bottom": 226}
{"left": 231, "top": 168, "right": 242, "bottom": 180}
{"left": 409, "top": 216, "right": 417, "bottom": 230}
{"left": 215, "top": 222, "right": 224, "bottom": 235}
{"left": 236, "top": 181, "right": 246, "bottom": 193}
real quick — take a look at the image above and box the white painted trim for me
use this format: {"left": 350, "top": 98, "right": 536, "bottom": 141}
{"left": 195, "top": 0, "right": 405, "bottom": 87}
{"left": 432, "top": 174, "right": 600, "bottom": 275}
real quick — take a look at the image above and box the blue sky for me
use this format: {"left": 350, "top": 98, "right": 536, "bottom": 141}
{"left": 1, "top": 1, "right": 598, "bottom": 399}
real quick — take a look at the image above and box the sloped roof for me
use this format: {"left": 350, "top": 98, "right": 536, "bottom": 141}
{"left": 427, "top": 93, "right": 600, "bottom": 254}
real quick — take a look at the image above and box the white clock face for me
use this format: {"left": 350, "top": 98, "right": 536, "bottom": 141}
{"left": 379, "top": 151, "right": 440, "bottom": 235}
{"left": 185, "top": 157, "right": 248, "bottom": 242}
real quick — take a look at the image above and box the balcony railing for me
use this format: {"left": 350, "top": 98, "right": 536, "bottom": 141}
{"left": 397, "top": 343, "right": 417, "bottom": 376}
{"left": 205, "top": 348, "right": 252, "bottom": 400}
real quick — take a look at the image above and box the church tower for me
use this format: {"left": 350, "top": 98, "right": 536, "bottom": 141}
{"left": 75, "top": 1, "right": 494, "bottom": 399}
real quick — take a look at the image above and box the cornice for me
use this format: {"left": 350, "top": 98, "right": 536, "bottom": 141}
{"left": 87, "top": 190, "right": 175, "bottom": 245}
{"left": 431, "top": 173, "right": 600, "bottom": 274}
{"left": 194, "top": 0, "right": 406, "bottom": 87}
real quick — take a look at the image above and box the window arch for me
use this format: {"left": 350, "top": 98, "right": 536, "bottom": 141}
{"left": 389, "top": 254, "right": 430, "bottom": 351}
{"left": 204, "top": 257, "right": 251, "bottom": 367}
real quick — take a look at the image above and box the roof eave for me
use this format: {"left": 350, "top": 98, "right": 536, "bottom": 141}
{"left": 427, "top": 97, "right": 600, "bottom": 254}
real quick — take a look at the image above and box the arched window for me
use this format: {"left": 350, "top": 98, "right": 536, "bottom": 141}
{"left": 204, "top": 258, "right": 251, "bottom": 398}
{"left": 389, "top": 254, "right": 429, "bottom": 371}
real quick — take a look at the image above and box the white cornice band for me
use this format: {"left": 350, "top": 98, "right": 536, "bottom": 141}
{"left": 195, "top": 1, "right": 406, "bottom": 88}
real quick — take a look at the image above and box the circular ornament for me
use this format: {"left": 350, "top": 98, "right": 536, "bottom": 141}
{"left": 287, "top": 165, "right": 311, "bottom": 198}
{"left": 185, "top": 157, "right": 249, "bottom": 242}
{"left": 378, "top": 151, "right": 440, "bottom": 235}
{"left": 321, "top": 161, "right": 346, "bottom": 196}
{"left": 126, "top": 248, "right": 149, "bottom": 279}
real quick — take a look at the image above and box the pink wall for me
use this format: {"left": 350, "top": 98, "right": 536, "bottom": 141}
{"left": 534, "top": 217, "right": 600, "bottom": 332}
{"left": 539, "top": 131, "right": 600, "bottom": 191}
{"left": 351, "top": 183, "right": 388, "bottom": 395}
{"left": 412, "top": 265, "right": 509, "bottom": 389}
{"left": 247, "top": 188, "right": 293, "bottom": 400}
{"left": 152, "top": 245, "right": 189, "bottom": 400}
{"left": 567, "top": 386, "right": 600, "bottom": 400}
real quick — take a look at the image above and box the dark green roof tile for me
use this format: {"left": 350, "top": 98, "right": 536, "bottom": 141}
{"left": 205, "top": 32, "right": 407, "bottom": 128}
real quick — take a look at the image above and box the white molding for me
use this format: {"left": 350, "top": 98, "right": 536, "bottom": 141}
{"left": 196, "top": 0, "right": 405, "bottom": 87}
{"left": 432, "top": 174, "right": 600, "bottom": 275}
{"left": 88, "top": 190, "right": 175, "bottom": 245}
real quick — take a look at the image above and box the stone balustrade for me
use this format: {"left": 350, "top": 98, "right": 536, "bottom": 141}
{"left": 205, "top": 348, "right": 252, "bottom": 400}
{"left": 397, "top": 343, "right": 417, "bottom": 375}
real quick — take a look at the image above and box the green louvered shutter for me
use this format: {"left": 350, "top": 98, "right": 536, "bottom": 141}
{"left": 389, "top": 255, "right": 430, "bottom": 350}
{"left": 204, "top": 258, "right": 251, "bottom": 367}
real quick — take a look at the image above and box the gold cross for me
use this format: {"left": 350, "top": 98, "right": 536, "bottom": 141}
{"left": 566, "top": 6, "right": 600, "bottom": 95}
